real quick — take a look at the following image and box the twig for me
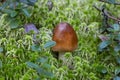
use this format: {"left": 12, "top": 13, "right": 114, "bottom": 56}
{"left": 93, "top": 5, "right": 120, "bottom": 22}
{"left": 99, "top": 0, "right": 120, "bottom": 5}
{"left": 93, "top": 5, "right": 101, "bottom": 11}
{"left": 103, "top": 10, "right": 120, "bottom": 22}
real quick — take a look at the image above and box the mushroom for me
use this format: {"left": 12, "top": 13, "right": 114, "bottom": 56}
{"left": 52, "top": 22, "right": 78, "bottom": 61}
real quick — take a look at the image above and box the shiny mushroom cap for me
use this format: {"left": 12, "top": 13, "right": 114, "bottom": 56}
{"left": 52, "top": 22, "right": 78, "bottom": 52}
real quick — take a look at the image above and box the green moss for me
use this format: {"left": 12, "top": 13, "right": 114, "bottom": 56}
{"left": 0, "top": 0, "right": 120, "bottom": 79}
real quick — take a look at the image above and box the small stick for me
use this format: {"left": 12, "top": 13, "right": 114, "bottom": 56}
{"left": 93, "top": 5, "right": 120, "bottom": 22}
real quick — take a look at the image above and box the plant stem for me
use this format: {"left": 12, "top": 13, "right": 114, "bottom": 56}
{"left": 59, "top": 52, "right": 65, "bottom": 61}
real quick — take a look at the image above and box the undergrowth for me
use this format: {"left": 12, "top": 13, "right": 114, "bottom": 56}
{"left": 0, "top": 0, "right": 120, "bottom": 80}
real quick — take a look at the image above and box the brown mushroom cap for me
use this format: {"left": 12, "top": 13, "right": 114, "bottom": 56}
{"left": 52, "top": 22, "right": 78, "bottom": 52}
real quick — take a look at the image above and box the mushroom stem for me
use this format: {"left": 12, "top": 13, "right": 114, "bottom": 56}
{"left": 59, "top": 52, "right": 73, "bottom": 69}
{"left": 58, "top": 52, "right": 66, "bottom": 61}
